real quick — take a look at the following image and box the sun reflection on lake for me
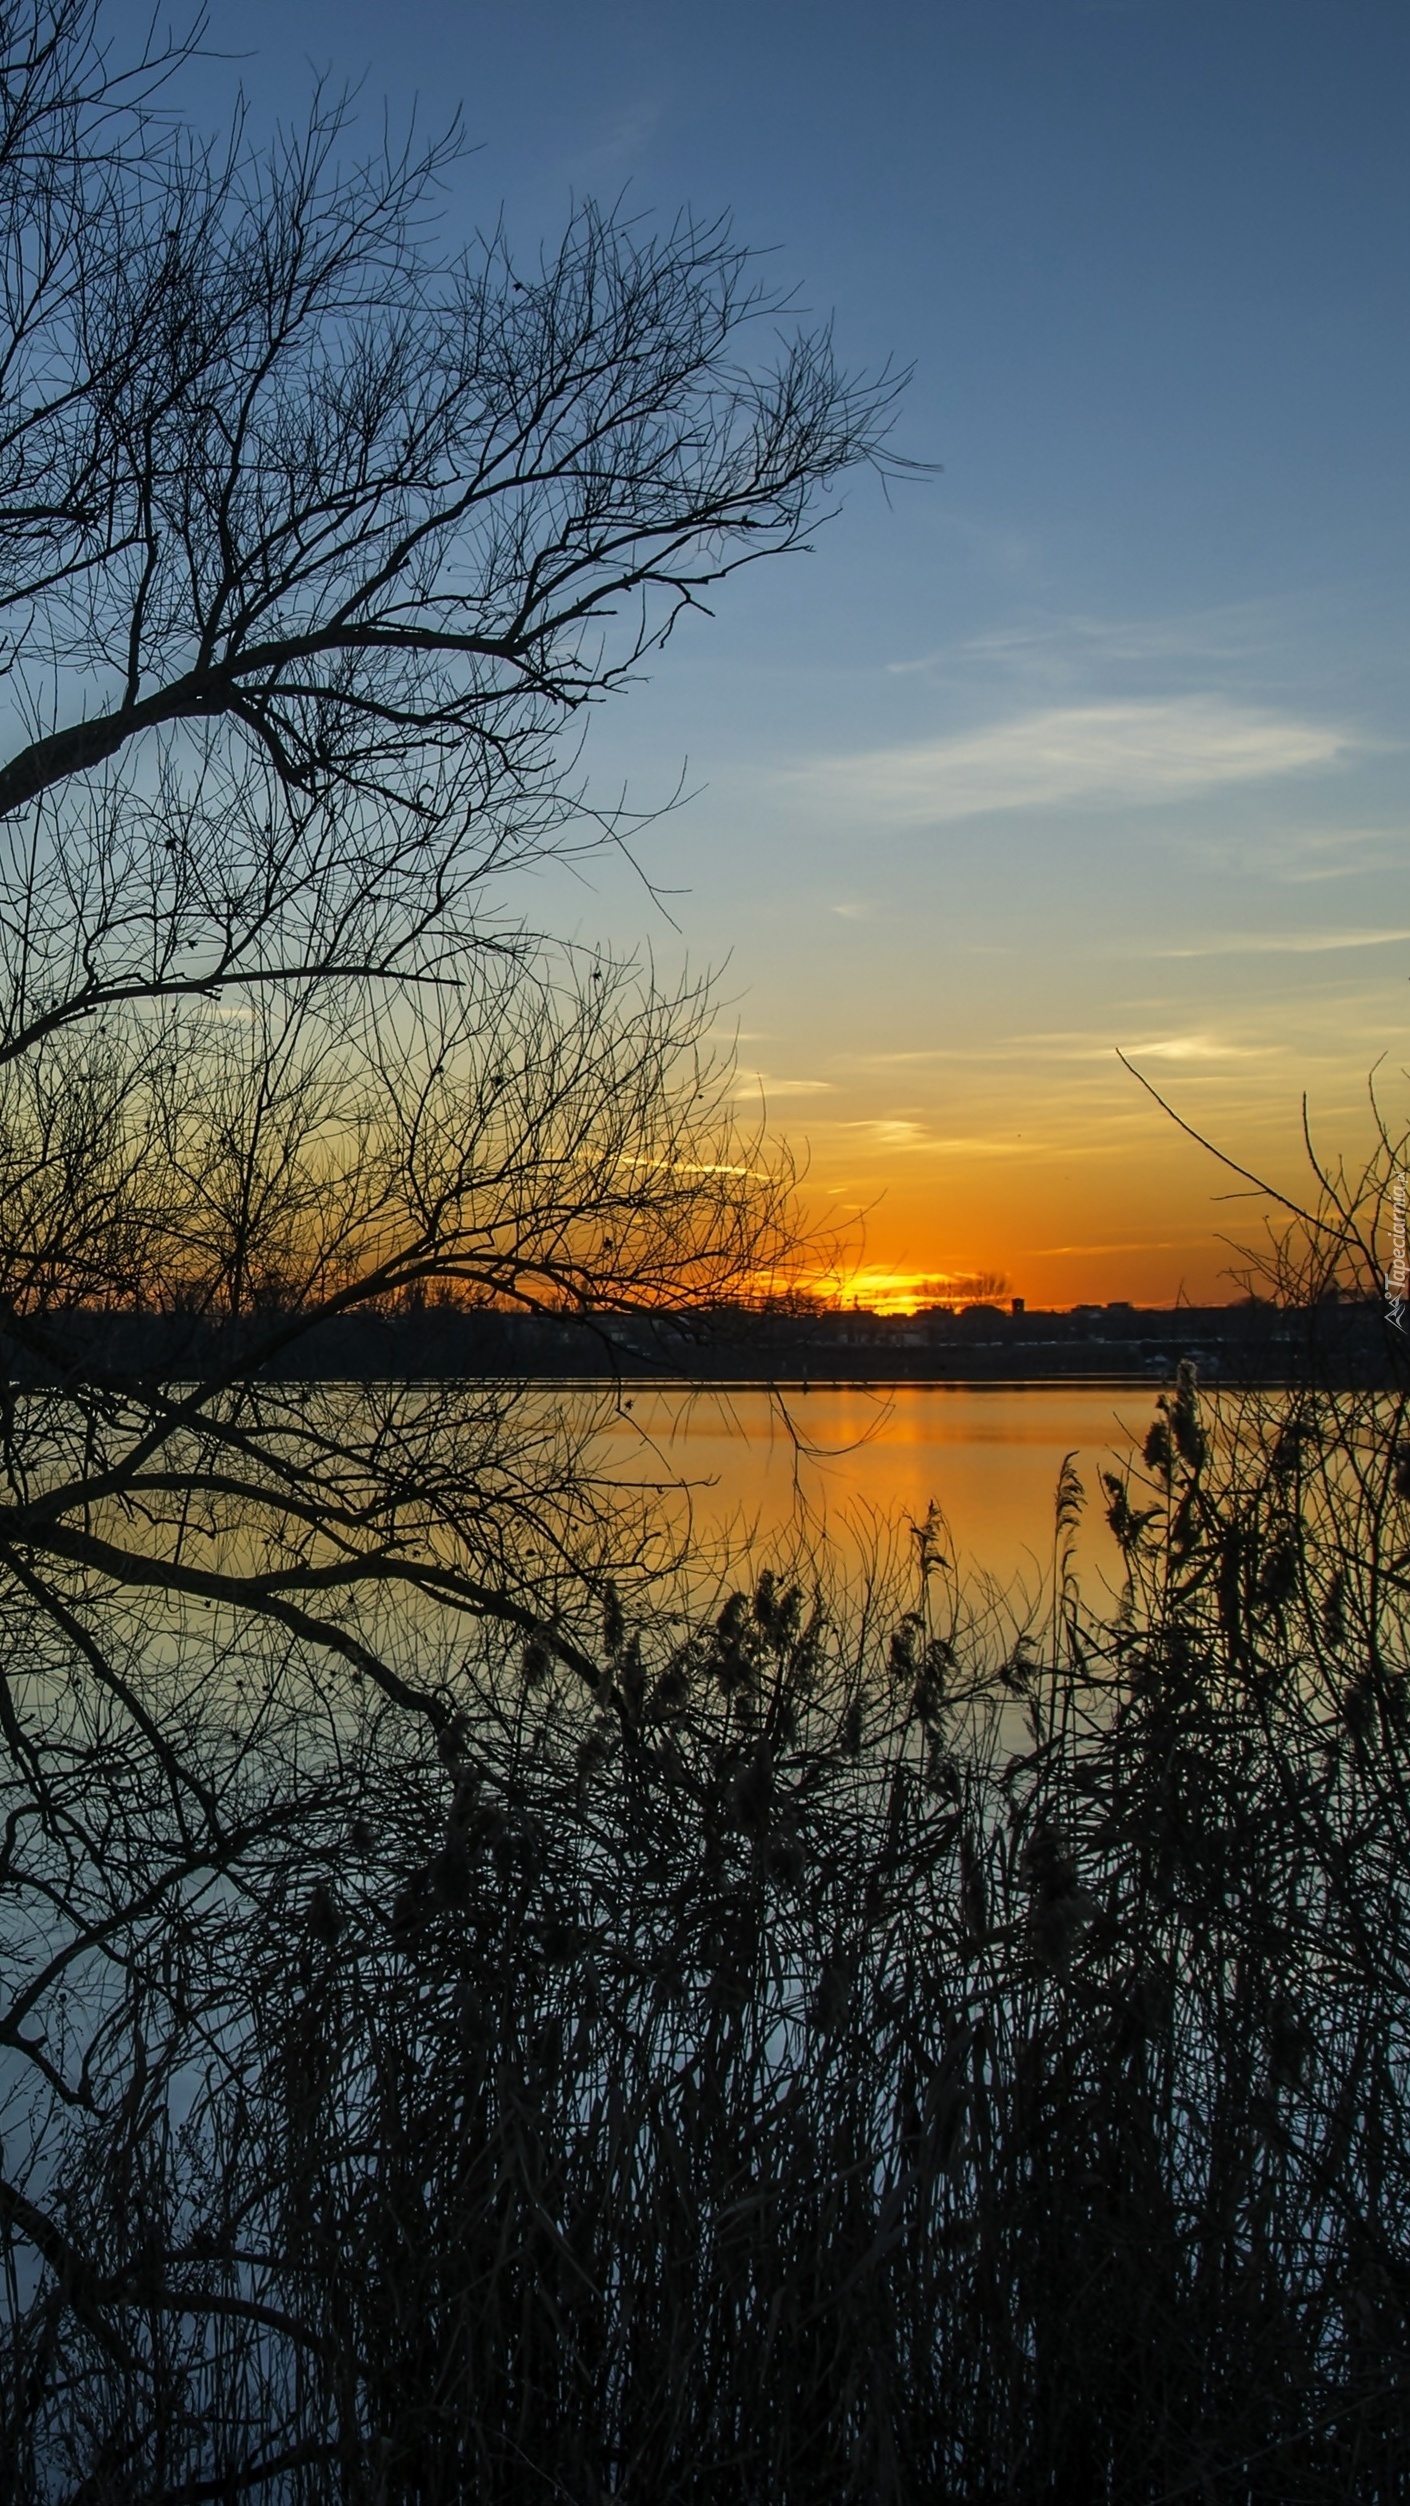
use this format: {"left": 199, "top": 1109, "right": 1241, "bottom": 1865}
{"left": 583, "top": 1382, "right": 1157, "bottom": 1601}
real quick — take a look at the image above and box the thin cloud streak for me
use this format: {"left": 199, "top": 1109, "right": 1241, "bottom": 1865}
{"left": 1154, "top": 928, "right": 1410, "bottom": 957}
{"left": 853, "top": 1030, "right": 1277, "bottom": 1069}
{"left": 1021, "top": 1237, "right": 1195, "bottom": 1259}
{"left": 887, "top": 600, "right": 1285, "bottom": 682}
{"left": 733, "top": 1074, "right": 835, "bottom": 1098}
{"left": 785, "top": 698, "right": 1353, "bottom": 825}
{"left": 1130, "top": 1034, "right": 1277, "bottom": 1061}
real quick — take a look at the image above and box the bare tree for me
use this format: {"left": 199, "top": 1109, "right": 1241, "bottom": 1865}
{"left": 0, "top": 0, "right": 903, "bottom": 1643}
{"left": 0, "top": 2, "right": 900, "bottom": 1053}
{"left": 0, "top": 4, "right": 904, "bottom": 2442}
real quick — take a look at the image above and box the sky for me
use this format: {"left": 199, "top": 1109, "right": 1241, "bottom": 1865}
{"left": 139, "top": 0, "right": 1410, "bottom": 1307}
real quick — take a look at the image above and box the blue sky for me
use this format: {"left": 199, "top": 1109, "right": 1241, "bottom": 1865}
{"left": 155, "top": 0, "right": 1410, "bottom": 1300}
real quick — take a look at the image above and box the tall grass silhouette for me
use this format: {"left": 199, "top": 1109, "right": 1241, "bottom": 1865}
{"left": 6, "top": 1320, "right": 1409, "bottom": 2501}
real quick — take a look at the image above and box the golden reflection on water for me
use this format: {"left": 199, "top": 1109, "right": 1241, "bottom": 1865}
{"left": 583, "top": 1383, "right": 1159, "bottom": 1602}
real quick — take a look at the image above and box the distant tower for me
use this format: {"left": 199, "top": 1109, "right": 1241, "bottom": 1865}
{"left": 1011, "top": 1296, "right": 1025, "bottom": 1317}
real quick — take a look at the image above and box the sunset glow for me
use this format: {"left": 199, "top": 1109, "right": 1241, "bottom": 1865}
{"left": 239, "top": 0, "right": 1410, "bottom": 1313}
{"left": 793, "top": 1266, "right": 1008, "bottom": 1319}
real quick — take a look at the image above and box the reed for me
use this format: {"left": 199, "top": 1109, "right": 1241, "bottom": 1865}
{"left": 4, "top": 1324, "right": 1409, "bottom": 2502}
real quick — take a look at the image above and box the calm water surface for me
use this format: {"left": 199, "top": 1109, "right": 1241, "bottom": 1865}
{"left": 585, "top": 1382, "right": 1162, "bottom": 1598}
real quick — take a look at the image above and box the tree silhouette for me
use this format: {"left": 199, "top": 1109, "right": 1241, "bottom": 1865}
{"left": 0, "top": 0, "right": 903, "bottom": 1659}
{"left": 0, "top": 0, "right": 901, "bottom": 2380}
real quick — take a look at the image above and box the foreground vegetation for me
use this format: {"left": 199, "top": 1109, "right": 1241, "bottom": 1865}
{"left": 0, "top": 6, "right": 1406, "bottom": 2495}
{"left": 2, "top": 1346, "right": 1408, "bottom": 2503}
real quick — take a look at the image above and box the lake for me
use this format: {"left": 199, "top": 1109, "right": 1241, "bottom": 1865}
{"left": 581, "top": 1380, "right": 1163, "bottom": 1601}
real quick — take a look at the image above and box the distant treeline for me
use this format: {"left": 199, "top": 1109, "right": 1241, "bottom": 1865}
{"left": 1, "top": 1292, "right": 1393, "bottom": 1387}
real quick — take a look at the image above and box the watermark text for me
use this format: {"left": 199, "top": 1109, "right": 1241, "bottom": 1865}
{"left": 1386, "top": 1166, "right": 1407, "bottom": 1334}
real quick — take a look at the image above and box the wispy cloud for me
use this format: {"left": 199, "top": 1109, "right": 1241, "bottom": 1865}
{"left": 1154, "top": 927, "right": 1410, "bottom": 958}
{"left": 832, "top": 1118, "right": 1031, "bottom": 1157}
{"left": 888, "top": 603, "right": 1278, "bottom": 683}
{"left": 1184, "top": 823, "right": 1407, "bottom": 885}
{"left": 733, "top": 1074, "right": 834, "bottom": 1099}
{"left": 562, "top": 96, "right": 663, "bottom": 179}
{"left": 854, "top": 1028, "right": 1273, "bottom": 1069}
{"left": 786, "top": 698, "right": 1353, "bottom": 825}
{"left": 1126, "top": 1033, "right": 1276, "bottom": 1061}
{"left": 1021, "top": 1237, "right": 1191, "bottom": 1259}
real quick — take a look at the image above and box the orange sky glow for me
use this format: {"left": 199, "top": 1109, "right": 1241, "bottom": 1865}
{"left": 773, "top": 1024, "right": 1404, "bottom": 1313}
